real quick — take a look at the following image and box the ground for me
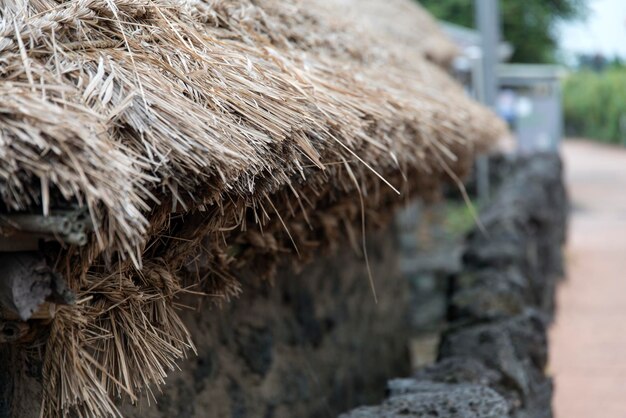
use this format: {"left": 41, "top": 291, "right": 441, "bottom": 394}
{"left": 550, "top": 140, "right": 626, "bottom": 417}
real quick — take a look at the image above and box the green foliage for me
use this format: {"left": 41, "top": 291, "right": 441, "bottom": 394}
{"left": 563, "top": 69, "right": 626, "bottom": 144}
{"left": 419, "top": 0, "right": 587, "bottom": 63}
{"left": 442, "top": 200, "right": 477, "bottom": 237}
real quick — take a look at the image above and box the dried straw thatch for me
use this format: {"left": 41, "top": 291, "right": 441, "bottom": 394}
{"left": 324, "top": 0, "right": 460, "bottom": 68}
{"left": 0, "top": 0, "right": 506, "bottom": 416}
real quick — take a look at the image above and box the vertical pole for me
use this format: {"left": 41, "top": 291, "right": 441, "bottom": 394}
{"left": 475, "top": 0, "right": 500, "bottom": 108}
{"left": 555, "top": 80, "right": 564, "bottom": 150}
{"left": 475, "top": 0, "right": 500, "bottom": 201}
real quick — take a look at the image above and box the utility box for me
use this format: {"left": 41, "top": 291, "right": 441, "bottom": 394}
{"left": 443, "top": 21, "right": 564, "bottom": 154}
{"left": 497, "top": 64, "right": 564, "bottom": 152}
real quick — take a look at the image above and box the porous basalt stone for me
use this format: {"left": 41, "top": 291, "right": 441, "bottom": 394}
{"left": 340, "top": 381, "right": 510, "bottom": 418}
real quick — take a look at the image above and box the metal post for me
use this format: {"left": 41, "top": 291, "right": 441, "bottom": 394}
{"left": 475, "top": 0, "right": 500, "bottom": 107}
{"left": 474, "top": 0, "right": 500, "bottom": 201}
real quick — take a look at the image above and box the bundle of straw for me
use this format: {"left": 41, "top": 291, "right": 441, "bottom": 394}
{"left": 0, "top": 0, "right": 506, "bottom": 416}
{"left": 321, "top": 0, "right": 460, "bottom": 67}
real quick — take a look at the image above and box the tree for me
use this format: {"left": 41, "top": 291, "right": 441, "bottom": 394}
{"left": 419, "top": 0, "right": 588, "bottom": 63}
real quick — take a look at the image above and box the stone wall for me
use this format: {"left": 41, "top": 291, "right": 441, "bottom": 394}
{"left": 120, "top": 228, "right": 412, "bottom": 418}
{"left": 1, "top": 153, "right": 566, "bottom": 418}
{"left": 341, "top": 152, "right": 568, "bottom": 418}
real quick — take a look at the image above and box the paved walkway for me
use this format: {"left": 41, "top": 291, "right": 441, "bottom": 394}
{"left": 550, "top": 140, "right": 626, "bottom": 418}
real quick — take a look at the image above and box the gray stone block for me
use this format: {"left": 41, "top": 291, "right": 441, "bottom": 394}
{"left": 340, "top": 381, "right": 510, "bottom": 418}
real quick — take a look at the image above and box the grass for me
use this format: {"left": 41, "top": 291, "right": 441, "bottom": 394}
{"left": 442, "top": 200, "right": 479, "bottom": 237}
{"left": 564, "top": 69, "right": 626, "bottom": 145}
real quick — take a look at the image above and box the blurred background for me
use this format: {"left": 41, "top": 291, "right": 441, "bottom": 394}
{"left": 417, "top": 1, "right": 626, "bottom": 416}
{"left": 424, "top": 0, "right": 626, "bottom": 147}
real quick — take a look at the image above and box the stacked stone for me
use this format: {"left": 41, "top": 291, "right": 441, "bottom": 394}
{"left": 342, "top": 153, "right": 568, "bottom": 418}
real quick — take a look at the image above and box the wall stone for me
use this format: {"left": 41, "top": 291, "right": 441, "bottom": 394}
{"left": 341, "top": 381, "right": 510, "bottom": 418}
{"left": 0, "top": 347, "right": 11, "bottom": 418}
{"left": 0, "top": 153, "right": 566, "bottom": 418}
{"left": 121, "top": 227, "right": 412, "bottom": 418}
{"left": 341, "top": 152, "right": 568, "bottom": 418}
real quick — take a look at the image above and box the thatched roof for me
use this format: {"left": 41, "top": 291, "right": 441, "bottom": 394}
{"left": 324, "top": 0, "right": 460, "bottom": 67}
{"left": 0, "top": 0, "right": 505, "bottom": 416}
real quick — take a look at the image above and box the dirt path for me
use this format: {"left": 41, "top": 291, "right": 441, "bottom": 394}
{"left": 550, "top": 140, "right": 626, "bottom": 418}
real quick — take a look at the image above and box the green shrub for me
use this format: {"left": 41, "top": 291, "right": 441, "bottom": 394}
{"left": 563, "top": 69, "right": 626, "bottom": 144}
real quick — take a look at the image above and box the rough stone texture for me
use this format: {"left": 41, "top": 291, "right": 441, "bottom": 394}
{"left": 0, "top": 348, "right": 43, "bottom": 418}
{"left": 461, "top": 153, "right": 568, "bottom": 318}
{"left": 451, "top": 267, "right": 531, "bottom": 320}
{"left": 0, "top": 347, "right": 11, "bottom": 418}
{"left": 0, "top": 253, "right": 54, "bottom": 321}
{"left": 439, "top": 311, "right": 551, "bottom": 414}
{"left": 341, "top": 152, "right": 567, "bottom": 418}
{"left": 442, "top": 153, "right": 566, "bottom": 418}
{"left": 340, "top": 382, "right": 509, "bottom": 418}
{"left": 119, "top": 227, "right": 411, "bottom": 418}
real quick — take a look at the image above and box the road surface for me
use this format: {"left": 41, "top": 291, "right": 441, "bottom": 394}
{"left": 550, "top": 140, "right": 626, "bottom": 417}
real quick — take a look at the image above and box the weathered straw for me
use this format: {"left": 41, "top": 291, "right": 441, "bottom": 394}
{"left": 321, "top": 0, "right": 460, "bottom": 67}
{"left": 0, "top": 0, "right": 506, "bottom": 416}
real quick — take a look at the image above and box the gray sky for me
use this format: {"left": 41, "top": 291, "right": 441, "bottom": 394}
{"left": 558, "top": 0, "right": 626, "bottom": 59}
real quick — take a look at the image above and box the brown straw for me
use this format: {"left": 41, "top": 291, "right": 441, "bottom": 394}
{"left": 0, "top": 0, "right": 506, "bottom": 416}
